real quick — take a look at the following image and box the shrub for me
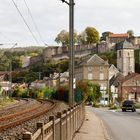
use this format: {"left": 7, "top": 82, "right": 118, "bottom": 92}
{"left": 92, "top": 103, "right": 100, "bottom": 108}
{"left": 74, "top": 89, "right": 83, "bottom": 104}
{"left": 51, "top": 86, "right": 69, "bottom": 102}
{"left": 135, "top": 103, "right": 140, "bottom": 109}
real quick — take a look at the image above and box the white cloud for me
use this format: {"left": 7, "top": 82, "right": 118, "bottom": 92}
{"left": 0, "top": 0, "right": 140, "bottom": 47}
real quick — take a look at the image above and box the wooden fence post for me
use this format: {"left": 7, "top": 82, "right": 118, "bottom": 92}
{"left": 75, "top": 105, "right": 77, "bottom": 132}
{"left": 49, "top": 115, "right": 55, "bottom": 140}
{"left": 37, "top": 122, "right": 44, "bottom": 140}
{"left": 57, "top": 112, "right": 62, "bottom": 140}
{"left": 71, "top": 107, "right": 74, "bottom": 139}
{"left": 63, "top": 110, "right": 68, "bottom": 140}
{"left": 23, "top": 132, "right": 32, "bottom": 140}
{"left": 68, "top": 108, "right": 71, "bottom": 140}
{"left": 73, "top": 106, "right": 76, "bottom": 133}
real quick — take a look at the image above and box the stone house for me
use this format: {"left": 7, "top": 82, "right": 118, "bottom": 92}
{"left": 97, "top": 33, "right": 129, "bottom": 53}
{"left": 43, "top": 72, "right": 69, "bottom": 89}
{"left": 0, "top": 81, "right": 13, "bottom": 96}
{"left": 30, "top": 80, "right": 46, "bottom": 89}
{"left": 108, "top": 65, "right": 120, "bottom": 102}
{"left": 75, "top": 54, "right": 109, "bottom": 101}
{"left": 110, "top": 73, "right": 140, "bottom": 102}
{"left": 60, "top": 72, "right": 69, "bottom": 86}
{"left": 107, "top": 33, "right": 129, "bottom": 44}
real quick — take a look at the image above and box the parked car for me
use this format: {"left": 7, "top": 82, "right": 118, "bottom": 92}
{"left": 122, "top": 100, "right": 136, "bottom": 112}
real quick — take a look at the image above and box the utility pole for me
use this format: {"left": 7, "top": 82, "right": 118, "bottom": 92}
{"left": 9, "top": 61, "right": 12, "bottom": 97}
{"left": 69, "top": 0, "right": 75, "bottom": 107}
{"left": 60, "top": 0, "right": 75, "bottom": 107}
{"left": 9, "top": 43, "right": 17, "bottom": 97}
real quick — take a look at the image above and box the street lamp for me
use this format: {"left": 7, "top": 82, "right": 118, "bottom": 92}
{"left": 60, "top": 0, "right": 75, "bottom": 107}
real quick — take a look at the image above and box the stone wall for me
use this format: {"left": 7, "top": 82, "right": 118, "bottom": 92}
{"left": 42, "top": 44, "right": 97, "bottom": 61}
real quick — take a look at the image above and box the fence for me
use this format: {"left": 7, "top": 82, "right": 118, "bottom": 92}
{"left": 23, "top": 102, "right": 85, "bottom": 140}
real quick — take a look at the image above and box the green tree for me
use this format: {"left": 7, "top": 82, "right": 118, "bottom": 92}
{"left": 88, "top": 83, "right": 101, "bottom": 105}
{"left": 85, "top": 26, "right": 99, "bottom": 44}
{"left": 99, "top": 52, "right": 117, "bottom": 66}
{"left": 127, "top": 30, "right": 134, "bottom": 37}
{"left": 100, "top": 31, "right": 112, "bottom": 41}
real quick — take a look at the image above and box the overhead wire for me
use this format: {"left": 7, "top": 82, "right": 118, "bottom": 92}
{"left": 0, "top": 32, "right": 12, "bottom": 43}
{"left": 11, "top": 0, "right": 39, "bottom": 44}
{"left": 23, "top": 0, "right": 46, "bottom": 45}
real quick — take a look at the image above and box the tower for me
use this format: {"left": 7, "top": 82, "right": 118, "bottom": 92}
{"left": 117, "top": 40, "right": 135, "bottom": 76}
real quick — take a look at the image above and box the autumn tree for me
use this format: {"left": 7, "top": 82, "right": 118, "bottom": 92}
{"left": 76, "top": 80, "right": 90, "bottom": 101}
{"left": 85, "top": 26, "right": 99, "bottom": 44}
{"left": 76, "top": 80, "right": 101, "bottom": 104}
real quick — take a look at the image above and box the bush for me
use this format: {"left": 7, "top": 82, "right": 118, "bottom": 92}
{"left": 51, "top": 86, "right": 69, "bottom": 102}
{"left": 92, "top": 103, "right": 100, "bottom": 108}
{"left": 74, "top": 89, "right": 83, "bottom": 104}
{"left": 21, "top": 91, "right": 28, "bottom": 98}
{"left": 135, "top": 103, "right": 140, "bottom": 108}
{"left": 108, "top": 103, "right": 119, "bottom": 110}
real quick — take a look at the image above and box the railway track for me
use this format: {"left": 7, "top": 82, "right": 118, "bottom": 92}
{"left": 0, "top": 98, "right": 37, "bottom": 117}
{"left": 0, "top": 99, "right": 56, "bottom": 132}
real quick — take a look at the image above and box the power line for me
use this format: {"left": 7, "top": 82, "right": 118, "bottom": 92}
{"left": 23, "top": 0, "right": 46, "bottom": 45}
{"left": 11, "top": 0, "right": 39, "bottom": 44}
{"left": 0, "top": 32, "right": 12, "bottom": 42}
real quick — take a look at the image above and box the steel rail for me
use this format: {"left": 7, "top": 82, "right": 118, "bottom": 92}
{"left": 0, "top": 100, "right": 56, "bottom": 131}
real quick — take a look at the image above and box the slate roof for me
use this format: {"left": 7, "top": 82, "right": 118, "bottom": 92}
{"left": 116, "top": 40, "right": 134, "bottom": 50}
{"left": 79, "top": 54, "right": 108, "bottom": 66}
{"left": 110, "top": 73, "right": 124, "bottom": 86}
{"left": 122, "top": 73, "right": 139, "bottom": 83}
{"left": 110, "top": 73, "right": 139, "bottom": 87}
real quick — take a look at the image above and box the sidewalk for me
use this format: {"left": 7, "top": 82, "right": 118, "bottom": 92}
{"left": 73, "top": 107, "right": 110, "bottom": 140}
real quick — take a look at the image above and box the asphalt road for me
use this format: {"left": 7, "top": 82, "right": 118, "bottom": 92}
{"left": 89, "top": 107, "right": 140, "bottom": 140}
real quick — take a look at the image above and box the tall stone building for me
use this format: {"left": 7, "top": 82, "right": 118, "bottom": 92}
{"left": 75, "top": 54, "right": 109, "bottom": 89}
{"left": 117, "top": 40, "right": 135, "bottom": 76}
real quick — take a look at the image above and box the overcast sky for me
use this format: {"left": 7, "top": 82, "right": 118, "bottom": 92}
{"left": 0, "top": 0, "right": 140, "bottom": 47}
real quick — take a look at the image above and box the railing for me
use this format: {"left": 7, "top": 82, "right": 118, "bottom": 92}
{"left": 23, "top": 102, "right": 85, "bottom": 140}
